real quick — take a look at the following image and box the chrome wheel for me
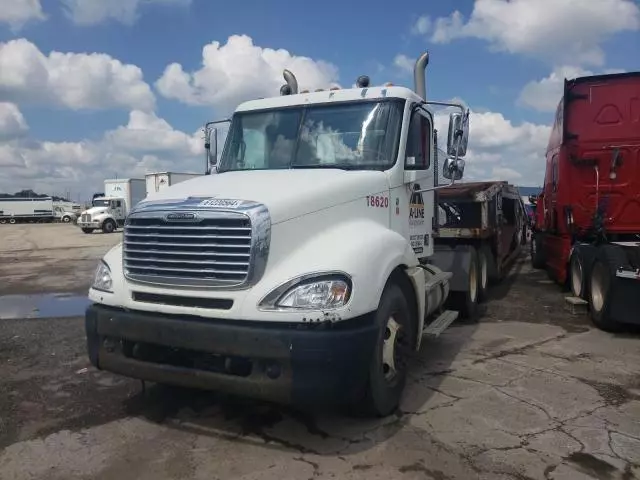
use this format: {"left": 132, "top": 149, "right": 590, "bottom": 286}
{"left": 382, "top": 316, "right": 401, "bottom": 382}
{"left": 480, "top": 253, "right": 488, "bottom": 291}
{"left": 469, "top": 255, "right": 478, "bottom": 303}
{"left": 590, "top": 261, "right": 607, "bottom": 313}
{"left": 570, "top": 254, "right": 584, "bottom": 298}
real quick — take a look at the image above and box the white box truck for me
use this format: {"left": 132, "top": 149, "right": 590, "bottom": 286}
{"left": 77, "top": 178, "right": 145, "bottom": 234}
{"left": 145, "top": 172, "right": 202, "bottom": 196}
{"left": 85, "top": 53, "right": 477, "bottom": 417}
{"left": 0, "top": 197, "right": 54, "bottom": 224}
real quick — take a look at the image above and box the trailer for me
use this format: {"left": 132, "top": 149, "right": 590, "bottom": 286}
{"left": 145, "top": 172, "right": 202, "bottom": 196}
{"left": 0, "top": 197, "right": 54, "bottom": 224}
{"left": 431, "top": 181, "right": 528, "bottom": 317}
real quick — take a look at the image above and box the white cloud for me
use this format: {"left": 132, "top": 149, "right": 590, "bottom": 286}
{"left": 518, "top": 65, "right": 627, "bottom": 112}
{"left": 60, "top": 0, "right": 191, "bottom": 26}
{"left": 155, "top": 34, "right": 340, "bottom": 114}
{"left": 0, "top": 0, "right": 45, "bottom": 30}
{"left": 0, "top": 102, "right": 28, "bottom": 140}
{"left": 393, "top": 54, "right": 413, "bottom": 74}
{"left": 433, "top": 104, "right": 549, "bottom": 185}
{"left": 421, "top": 0, "right": 640, "bottom": 66}
{"left": 411, "top": 15, "right": 431, "bottom": 35}
{"left": 0, "top": 38, "right": 155, "bottom": 111}
{"left": 0, "top": 111, "right": 204, "bottom": 199}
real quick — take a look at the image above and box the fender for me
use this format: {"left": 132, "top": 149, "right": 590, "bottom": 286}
{"left": 249, "top": 216, "right": 423, "bottom": 324}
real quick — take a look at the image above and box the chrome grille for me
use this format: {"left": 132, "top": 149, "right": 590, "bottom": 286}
{"left": 123, "top": 211, "right": 253, "bottom": 287}
{"left": 81, "top": 213, "right": 91, "bottom": 222}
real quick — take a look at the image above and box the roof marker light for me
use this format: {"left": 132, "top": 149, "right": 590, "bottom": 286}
{"left": 356, "top": 75, "right": 370, "bottom": 88}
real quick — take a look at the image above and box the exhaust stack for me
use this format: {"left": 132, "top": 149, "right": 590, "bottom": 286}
{"left": 413, "top": 52, "right": 429, "bottom": 100}
{"left": 280, "top": 69, "right": 299, "bottom": 95}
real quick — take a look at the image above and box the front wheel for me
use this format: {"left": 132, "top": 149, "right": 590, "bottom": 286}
{"left": 102, "top": 219, "right": 116, "bottom": 234}
{"left": 360, "top": 283, "right": 415, "bottom": 417}
{"left": 82, "top": 228, "right": 94, "bottom": 234}
{"left": 62, "top": 216, "right": 71, "bottom": 223}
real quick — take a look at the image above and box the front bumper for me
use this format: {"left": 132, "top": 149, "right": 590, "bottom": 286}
{"left": 77, "top": 221, "right": 100, "bottom": 228}
{"left": 85, "top": 304, "right": 379, "bottom": 406}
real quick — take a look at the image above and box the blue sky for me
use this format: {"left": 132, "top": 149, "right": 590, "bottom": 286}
{"left": 0, "top": 0, "right": 638, "bottom": 198}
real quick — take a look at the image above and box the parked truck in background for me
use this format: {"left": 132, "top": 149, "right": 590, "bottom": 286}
{"left": 530, "top": 71, "right": 640, "bottom": 331}
{"left": 0, "top": 197, "right": 54, "bottom": 224}
{"left": 84, "top": 52, "right": 479, "bottom": 417}
{"left": 77, "top": 178, "right": 146, "bottom": 234}
{"left": 145, "top": 172, "right": 202, "bottom": 196}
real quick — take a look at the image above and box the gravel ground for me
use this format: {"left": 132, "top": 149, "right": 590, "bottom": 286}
{"left": 1, "top": 224, "right": 639, "bottom": 480}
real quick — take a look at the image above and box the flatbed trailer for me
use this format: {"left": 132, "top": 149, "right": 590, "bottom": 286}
{"left": 431, "top": 181, "right": 528, "bottom": 318}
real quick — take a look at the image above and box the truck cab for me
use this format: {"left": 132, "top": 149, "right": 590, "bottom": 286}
{"left": 78, "top": 178, "right": 145, "bottom": 234}
{"left": 84, "top": 53, "right": 472, "bottom": 416}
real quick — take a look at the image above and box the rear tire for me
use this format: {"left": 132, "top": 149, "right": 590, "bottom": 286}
{"left": 477, "top": 246, "right": 490, "bottom": 303}
{"left": 588, "top": 246, "right": 626, "bottom": 332}
{"left": 359, "top": 282, "right": 415, "bottom": 417}
{"left": 102, "top": 219, "right": 116, "bottom": 234}
{"left": 531, "top": 233, "right": 545, "bottom": 269}
{"left": 569, "top": 249, "right": 585, "bottom": 298}
{"left": 9, "top": 218, "right": 16, "bottom": 224}
{"left": 452, "top": 246, "right": 480, "bottom": 321}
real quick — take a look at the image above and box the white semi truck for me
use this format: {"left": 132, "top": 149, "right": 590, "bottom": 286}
{"left": 85, "top": 53, "right": 475, "bottom": 416}
{"left": 77, "top": 178, "right": 145, "bottom": 234}
{"left": 145, "top": 172, "right": 202, "bottom": 196}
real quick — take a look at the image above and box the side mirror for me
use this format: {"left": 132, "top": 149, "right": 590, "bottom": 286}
{"left": 446, "top": 111, "right": 469, "bottom": 158}
{"left": 443, "top": 156, "right": 465, "bottom": 181}
{"left": 204, "top": 126, "right": 218, "bottom": 174}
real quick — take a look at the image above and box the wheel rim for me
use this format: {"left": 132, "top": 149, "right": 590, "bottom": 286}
{"left": 63, "top": 217, "right": 70, "bottom": 222}
{"left": 469, "top": 256, "right": 478, "bottom": 302}
{"left": 382, "top": 316, "right": 406, "bottom": 383}
{"left": 106, "top": 222, "right": 114, "bottom": 232}
{"left": 590, "top": 261, "right": 608, "bottom": 313}
{"left": 570, "top": 256, "right": 583, "bottom": 297}
{"left": 9, "top": 218, "right": 16, "bottom": 224}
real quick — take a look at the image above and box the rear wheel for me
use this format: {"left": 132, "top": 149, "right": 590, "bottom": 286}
{"left": 8, "top": 218, "right": 16, "bottom": 224}
{"left": 588, "top": 246, "right": 626, "bottom": 332}
{"left": 477, "top": 246, "right": 490, "bottom": 303}
{"left": 451, "top": 246, "right": 480, "bottom": 321}
{"left": 360, "top": 282, "right": 415, "bottom": 417}
{"left": 569, "top": 250, "right": 585, "bottom": 298}
{"left": 531, "top": 233, "right": 545, "bottom": 269}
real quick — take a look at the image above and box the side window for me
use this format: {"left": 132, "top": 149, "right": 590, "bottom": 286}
{"left": 405, "top": 111, "right": 430, "bottom": 170}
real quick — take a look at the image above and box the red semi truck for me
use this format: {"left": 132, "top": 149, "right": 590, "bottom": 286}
{"left": 530, "top": 71, "right": 640, "bottom": 331}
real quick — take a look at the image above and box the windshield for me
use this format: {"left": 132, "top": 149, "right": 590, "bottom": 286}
{"left": 217, "top": 100, "right": 404, "bottom": 172}
{"left": 92, "top": 199, "right": 109, "bottom": 207}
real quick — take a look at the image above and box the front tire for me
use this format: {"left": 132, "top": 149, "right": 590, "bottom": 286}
{"left": 82, "top": 228, "right": 94, "bottom": 234}
{"left": 62, "top": 216, "right": 71, "bottom": 223}
{"left": 102, "top": 219, "right": 116, "bottom": 234}
{"left": 360, "top": 282, "right": 415, "bottom": 417}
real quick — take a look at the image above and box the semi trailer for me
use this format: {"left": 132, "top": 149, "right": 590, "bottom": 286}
{"left": 145, "top": 172, "right": 202, "bottom": 196}
{"left": 0, "top": 197, "right": 54, "bottom": 224}
{"left": 530, "top": 71, "right": 640, "bottom": 331}
{"left": 434, "top": 181, "right": 528, "bottom": 317}
{"left": 84, "top": 52, "right": 480, "bottom": 416}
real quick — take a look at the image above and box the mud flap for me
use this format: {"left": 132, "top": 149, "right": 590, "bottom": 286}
{"left": 431, "top": 244, "right": 473, "bottom": 292}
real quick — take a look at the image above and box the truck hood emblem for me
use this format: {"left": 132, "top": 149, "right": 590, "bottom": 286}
{"left": 164, "top": 212, "right": 200, "bottom": 222}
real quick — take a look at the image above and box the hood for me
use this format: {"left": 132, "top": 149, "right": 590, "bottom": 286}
{"left": 84, "top": 206, "right": 109, "bottom": 216}
{"left": 144, "top": 169, "right": 390, "bottom": 224}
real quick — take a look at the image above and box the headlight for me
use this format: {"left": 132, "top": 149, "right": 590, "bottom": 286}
{"left": 92, "top": 261, "right": 113, "bottom": 292}
{"left": 260, "top": 274, "right": 351, "bottom": 310}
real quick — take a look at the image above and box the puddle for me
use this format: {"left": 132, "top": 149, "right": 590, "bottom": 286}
{"left": 0, "top": 293, "right": 90, "bottom": 320}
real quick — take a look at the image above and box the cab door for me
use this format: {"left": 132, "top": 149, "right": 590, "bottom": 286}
{"left": 402, "top": 107, "right": 435, "bottom": 259}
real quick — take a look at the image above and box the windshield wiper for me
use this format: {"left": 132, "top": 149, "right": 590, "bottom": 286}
{"left": 289, "top": 163, "right": 360, "bottom": 170}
